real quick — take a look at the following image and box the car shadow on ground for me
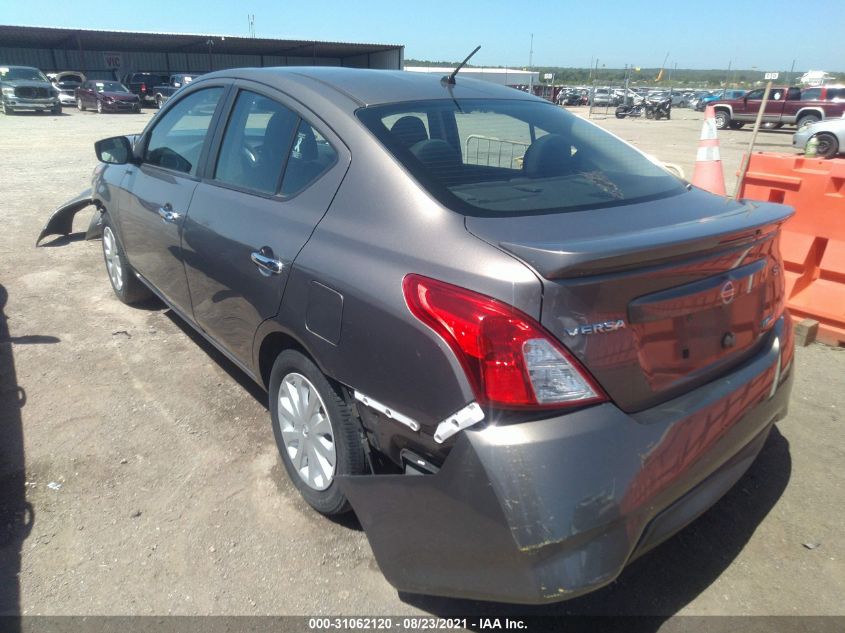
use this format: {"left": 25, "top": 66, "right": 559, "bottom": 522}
{"left": 400, "top": 426, "right": 791, "bottom": 630}
{"left": 161, "top": 309, "right": 268, "bottom": 407}
{"left": 0, "top": 283, "right": 38, "bottom": 627}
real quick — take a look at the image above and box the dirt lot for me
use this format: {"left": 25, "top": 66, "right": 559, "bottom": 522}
{"left": 0, "top": 104, "right": 843, "bottom": 624}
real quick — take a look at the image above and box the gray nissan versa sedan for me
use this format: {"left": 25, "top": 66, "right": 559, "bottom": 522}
{"left": 37, "top": 67, "right": 795, "bottom": 604}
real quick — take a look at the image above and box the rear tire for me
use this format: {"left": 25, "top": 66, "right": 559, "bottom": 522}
{"left": 814, "top": 132, "right": 840, "bottom": 159}
{"left": 269, "top": 350, "right": 367, "bottom": 516}
{"left": 714, "top": 110, "right": 730, "bottom": 130}
{"left": 797, "top": 114, "right": 821, "bottom": 129}
{"left": 101, "top": 214, "right": 153, "bottom": 305}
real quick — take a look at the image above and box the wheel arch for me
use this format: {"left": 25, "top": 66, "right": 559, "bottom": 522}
{"left": 796, "top": 107, "right": 824, "bottom": 123}
{"left": 256, "top": 327, "right": 317, "bottom": 391}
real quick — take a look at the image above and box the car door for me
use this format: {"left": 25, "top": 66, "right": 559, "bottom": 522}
{"left": 117, "top": 83, "right": 228, "bottom": 313}
{"left": 180, "top": 83, "right": 350, "bottom": 365}
{"left": 80, "top": 81, "right": 93, "bottom": 107}
{"left": 763, "top": 87, "right": 788, "bottom": 121}
{"left": 736, "top": 88, "right": 763, "bottom": 120}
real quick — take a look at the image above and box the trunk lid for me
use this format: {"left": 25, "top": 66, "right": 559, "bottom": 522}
{"left": 466, "top": 188, "right": 793, "bottom": 412}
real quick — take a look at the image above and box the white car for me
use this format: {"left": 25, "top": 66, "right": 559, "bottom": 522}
{"left": 792, "top": 116, "right": 845, "bottom": 159}
{"left": 48, "top": 71, "right": 86, "bottom": 105}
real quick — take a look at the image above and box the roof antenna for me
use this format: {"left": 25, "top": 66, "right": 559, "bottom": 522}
{"left": 442, "top": 45, "right": 481, "bottom": 85}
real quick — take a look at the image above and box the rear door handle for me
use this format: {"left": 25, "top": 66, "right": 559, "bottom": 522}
{"left": 158, "top": 204, "right": 181, "bottom": 224}
{"left": 251, "top": 248, "right": 284, "bottom": 276}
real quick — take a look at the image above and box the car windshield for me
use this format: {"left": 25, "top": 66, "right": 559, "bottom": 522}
{"left": 95, "top": 82, "right": 128, "bottom": 93}
{"left": 357, "top": 98, "right": 684, "bottom": 216}
{"left": 0, "top": 67, "right": 48, "bottom": 82}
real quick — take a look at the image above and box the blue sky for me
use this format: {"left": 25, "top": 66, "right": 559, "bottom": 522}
{"left": 4, "top": 0, "right": 843, "bottom": 71}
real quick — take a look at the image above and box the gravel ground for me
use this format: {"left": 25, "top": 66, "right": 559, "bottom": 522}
{"left": 0, "top": 104, "right": 842, "bottom": 624}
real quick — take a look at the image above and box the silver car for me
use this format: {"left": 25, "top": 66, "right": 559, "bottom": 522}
{"left": 793, "top": 116, "right": 845, "bottom": 158}
{"left": 38, "top": 67, "right": 794, "bottom": 604}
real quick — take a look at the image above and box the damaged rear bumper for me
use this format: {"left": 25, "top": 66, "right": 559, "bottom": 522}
{"left": 339, "top": 317, "right": 793, "bottom": 604}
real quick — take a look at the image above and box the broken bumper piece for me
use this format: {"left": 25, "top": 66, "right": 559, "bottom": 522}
{"left": 339, "top": 318, "right": 793, "bottom": 604}
{"left": 35, "top": 188, "right": 101, "bottom": 246}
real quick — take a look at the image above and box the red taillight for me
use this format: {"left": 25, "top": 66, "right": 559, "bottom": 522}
{"left": 402, "top": 274, "right": 607, "bottom": 410}
{"left": 140, "top": 83, "right": 146, "bottom": 92}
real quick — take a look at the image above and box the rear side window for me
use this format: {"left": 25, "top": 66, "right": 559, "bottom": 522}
{"left": 144, "top": 87, "right": 223, "bottom": 175}
{"left": 280, "top": 122, "right": 338, "bottom": 196}
{"left": 827, "top": 88, "right": 845, "bottom": 102}
{"left": 214, "top": 90, "right": 299, "bottom": 194}
{"left": 357, "top": 99, "right": 684, "bottom": 216}
{"left": 802, "top": 88, "right": 821, "bottom": 101}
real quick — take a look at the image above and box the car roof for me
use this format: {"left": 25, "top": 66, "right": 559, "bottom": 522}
{"left": 198, "top": 66, "right": 540, "bottom": 107}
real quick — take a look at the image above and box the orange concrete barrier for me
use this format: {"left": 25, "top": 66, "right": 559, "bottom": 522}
{"left": 738, "top": 152, "right": 845, "bottom": 346}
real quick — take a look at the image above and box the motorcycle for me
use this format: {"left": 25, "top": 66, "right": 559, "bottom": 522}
{"left": 615, "top": 96, "right": 672, "bottom": 120}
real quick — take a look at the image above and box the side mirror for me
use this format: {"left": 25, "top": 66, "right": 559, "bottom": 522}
{"left": 95, "top": 136, "right": 134, "bottom": 165}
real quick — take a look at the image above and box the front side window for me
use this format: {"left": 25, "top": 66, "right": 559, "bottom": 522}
{"left": 358, "top": 99, "right": 684, "bottom": 216}
{"left": 214, "top": 90, "right": 299, "bottom": 194}
{"left": 145, "top": 87, "right": 223, "bottom": 176}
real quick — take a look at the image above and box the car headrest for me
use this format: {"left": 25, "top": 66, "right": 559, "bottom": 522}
{"left": 523, "top": 134, "right": 574, "bottom": 178}
{"left": 391, "top": 116, "right": 428, "bottom": 147}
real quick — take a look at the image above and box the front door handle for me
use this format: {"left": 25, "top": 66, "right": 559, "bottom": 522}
{"left": 251, "top": 248, "right": 284, "bottom": 276}
{"left": 158, "top": 204, "right": 181, "bottom": 224}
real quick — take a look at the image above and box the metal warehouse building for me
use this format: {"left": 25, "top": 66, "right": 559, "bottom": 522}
{"left": 0, "top": 25, "right": 404, "bottom": 79}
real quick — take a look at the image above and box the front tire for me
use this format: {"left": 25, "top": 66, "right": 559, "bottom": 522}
{"left": 714, "top": 110, "right": 730, "bottom": 130}
{"left": 101, "top": 215, "right": 153, "bottom": 305}
{"left": 814, "top": 132, "right": 840, "bottom": 159}
{"left": 269, "top": 350, "right": 367, "bottom": 516}
{"left": 2, "top": 102, "right": 13, "bottom": 115}
{"left": 96, "top": 100, "right": 103, "bottom": 114}
{"left": 77, "top": 98, "right": 85, "bottom": 111}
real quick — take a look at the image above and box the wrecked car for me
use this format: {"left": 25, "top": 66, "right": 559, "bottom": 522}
{"left": 48, "top": 70, "right": 86, "bottom": 106}
{"left": 37, "top": 67, "right": 795, "bottom": 604}
{"left": 1, "top": 65, "right": 61, "bottom": 115}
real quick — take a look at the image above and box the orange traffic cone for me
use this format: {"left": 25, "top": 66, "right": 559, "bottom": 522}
{"left": 691, "top": 105, "right": 726, "bottom": 195}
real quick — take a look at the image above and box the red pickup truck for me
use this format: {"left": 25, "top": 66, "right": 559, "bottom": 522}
{"left": 712, "top": 85, "right": 845, "bottom": 130}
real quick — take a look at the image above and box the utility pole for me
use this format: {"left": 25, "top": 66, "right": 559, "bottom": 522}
{"left": 724, "top": 59, "right": 732, "bottom": 88}
{"left": 528, "top": 33, "right": 534, "bottom": 94}
{"left": 788, "top": 58, "right": 796, "bottom": 85}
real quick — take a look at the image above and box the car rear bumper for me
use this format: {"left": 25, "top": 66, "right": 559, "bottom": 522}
{"left": 339, "top": 315, "right": 793, "bottom": 604}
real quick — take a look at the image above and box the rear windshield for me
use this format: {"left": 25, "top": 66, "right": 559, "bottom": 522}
{"left": 357, "top": 99, "right": 684, "bottom": 216}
